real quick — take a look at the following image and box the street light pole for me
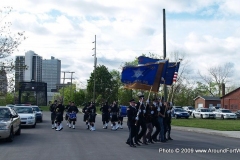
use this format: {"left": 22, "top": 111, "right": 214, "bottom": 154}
{"left": 163, "top": 8, "right": 167, "bottom": 102}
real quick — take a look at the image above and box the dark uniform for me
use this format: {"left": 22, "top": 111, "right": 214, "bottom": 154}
{"left": 110, "top": 102, "right": 119, "bottom": 130}
{"left": 151, "top": 100, "right": 160, "bottom": 142}
{"left": 88, "top": 102, "right": 96, "bottom": 131}
{"left": 135, "top": 100, "right": 147, "bottom": 145}
{"left": 165, "top": 103, "right": 173, "bottom": 140}
{"left": 67, "top": 102, "right": 79, "bottom": 129}
{"left": 82, "top": 103, "right": 90, "bottom": 129}
{"left": 49, "top": 101, "right": 58, "bottom": 129}
{"left": 100, "top": 102, "right": 110, "bottom": 129}
{"left": 126, "top": 99, "right": 138, "bottom": 147}
{"left": 65, "top": 102, "right": 71, "bottom": 121}
{"left": 145, "top": 104, "right": 154, "bottom": 144}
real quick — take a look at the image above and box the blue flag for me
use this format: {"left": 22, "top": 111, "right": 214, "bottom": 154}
{"left": 137, "top": 56, "right": 180, "bottom": 85}
{"left": 121, "top": 63, "right": 160, "bottom": 85}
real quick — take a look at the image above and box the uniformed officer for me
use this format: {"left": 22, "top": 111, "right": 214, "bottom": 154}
{"left": 126, "top": 99, "right": 138, "bottom": 147}
{"left": 100, "top": 101, "right": 110, "bottom": 129}
{"left": 135, "top": 92, "right": 147, "bottom": 145}
{"left": 65, "top": 101, "right": 71, "bottom": 126}
{"left": 151, "top": 98, "right": 161, "bottom": 142}
{"left": 165, "top": 102, "right": 173, "bottom": 140}
{"left": 110, "top": 101, "right": 119, "bottom": 130}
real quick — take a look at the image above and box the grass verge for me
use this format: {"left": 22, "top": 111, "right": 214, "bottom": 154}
{"left": 172, "top": 118, "right": 240, "bottom": 131}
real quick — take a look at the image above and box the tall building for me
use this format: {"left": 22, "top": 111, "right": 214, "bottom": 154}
{"left": 42, "top": 56, "right": 61, "bottom": 92}
{"left": 15, "top": 56, "right": 25, "bottom": 91}
{"left": 0, "top": 69, "right": 7, "bottom": 95}
{"left": 24, "top": 50, "right": 42, "bottom": 82}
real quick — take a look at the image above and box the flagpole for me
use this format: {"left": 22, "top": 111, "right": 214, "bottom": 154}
{"left": 147, "top": 86, "right": 153, "bottom": 101}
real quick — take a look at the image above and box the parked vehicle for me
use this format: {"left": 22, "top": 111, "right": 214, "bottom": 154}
{"left": 235, "top": 110, "right": 240, "bottom": 119}
{"left": 13, "top": 106, "right": 36, "bottom": 128}
{"left": 173, "top": 106, "right": 182, "bottom": 109}
{"left": 213, "top": 109, "right": 237, "bottom": 120}
{"left": 0, "top": 106, "right": 21, "bottom": 142}
{"left": 192, "top": 108, "right": 216, "bottom": 119}
{"left": 31, "top": 106, "right": 43, "bottom": 122}
{"left": 171, "top": 108, "right": 189, "bottom": 119}
{"left": 182, "top": 106, "right": 195, "bottom": 115}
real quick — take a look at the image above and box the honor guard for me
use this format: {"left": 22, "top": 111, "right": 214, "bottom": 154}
{"left": 158, "top": 99, "right": 166, "bottom": 142}
{"left": 49, "top": 100, "right": 58, "bottom": 129}
{"left": 126, "top": 99, "right": 138, "bottom": 147}
{"left": 55, "top": 108, "right": 62, "bottom": 131}
{"left": 100, "top": 101, "right": 110, "bottom": 129}
{"left": 151, "top": 98, "right": 161, "bottom": 142}
{"left": 145, "top": 100, "right": 154, "bottom": 144}
{"left": 165, "top": 102, "right": 173, "bottom": 140}
{"left": 135, "top": 92, "right": 147, "bottom": 146}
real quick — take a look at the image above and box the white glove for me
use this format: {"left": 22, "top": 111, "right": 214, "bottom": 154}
{"left": 143, "top": 110, "right": 146, "bottom": 113}
{"left": 138, "top": 109, "right": 141, "bottom": 113}
{"left": 151, "top": 111, "right": 154, "bottom": 114}
{"left": 157, "top": 107, "right": 160, "bottom": 112}
{"left": 146, "top": 99, "right": 149, "bottom": 104}
{"left": 135, "top": 117, "right": 139, "bottom": 120}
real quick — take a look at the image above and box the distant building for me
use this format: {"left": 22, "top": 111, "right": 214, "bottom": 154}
{"left": 221, "top": 87, "right": 240, "bottom": 112}
{"left": 42, "top": 56, "right": 61, "bottom": 92}
{"left": 24, "top": 50, "right": 42, "bottom": 82}
{"left": 15, "top": 56, "right": 25, "bottom": 91}
{"left": 0, "top": 69, "right": 7, "bottom": 95}
{"left": 194, "top": 96, "right": 221, "bottom": 108}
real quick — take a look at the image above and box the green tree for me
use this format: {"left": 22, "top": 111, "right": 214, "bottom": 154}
{"left": 87, "top": 65, "right": 114, "bottom": 104}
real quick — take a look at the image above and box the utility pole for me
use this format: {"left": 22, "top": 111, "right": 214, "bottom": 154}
{"left": 163, "top": 8, "right": 167, "bottom": 102}
{"left": 61, "top": 71, "right": 75, "bottom": 104}
{"left": 92, "top": 35, "right": 97, "bottom": 103}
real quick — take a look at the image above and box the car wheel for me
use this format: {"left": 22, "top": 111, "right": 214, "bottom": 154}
{"left": 200, "top": 114, "right": 203, "bottom": 119}
{"left": 193, "top": 114, "right": 196, "bottom": 118}
{"left": 32, "top": 122, "right": 36, "bottom": 128}
{"left": 6, "top": 128, "right": 14, "bottom": 142}
{"left": 221, "top": 115, "right": 224, "bottom": 120}
{"left": 16, "top": 125, "right": 21, "bottom": 135}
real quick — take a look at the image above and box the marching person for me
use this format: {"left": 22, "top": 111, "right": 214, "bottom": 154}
{"left": 126, "top": 99, "right": 138, "bottom": 147}
{"left": 135, "top": 92, "right": 147, "bottom": 146}
{"left": 145, "top": 100, "right": 154, "bottom": 144}
{"left": 151, "top": 98, "right": 161, "bottom": 142}
{"left": 56, "top": 101, "right": 65, "bottom": 130}
{"left": 100, "top": 101, "right": 110, "bottom": 129}
{"left": 82, "top": 102, "right": 90, "bottom": 129}
{"left": 118, "top": 104, "right": 124, "bottom": 129}
{"left": 165, "top": 102, "right": 173, "bottom": 140}
{"left": 55, "top": 108, "right": 62, "bottom": 131}
{"left": 67, "top": 102, "right": 79, "bottom": 129}
{"left": 65, "top": 101, "right": 72, "bottom": 126}
{"left": 158, "top": 99, "right": 166, "bottom": 143}
{"left": 88, "top": 102, "right": 97, "bottom": 131}
{"left": 49, "top": 100, "right": 58, "bottom": 129}
{"left": 110, "top": 101, "right": 119, "bottom": 130}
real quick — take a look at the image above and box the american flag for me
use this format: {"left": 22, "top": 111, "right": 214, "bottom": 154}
{"left": 172, "top": 62, "right": 180, "bottom": 83}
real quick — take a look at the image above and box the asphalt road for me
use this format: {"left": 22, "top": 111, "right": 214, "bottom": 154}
{"left": 1, "top": 111, "right": 240, "bottom": 160}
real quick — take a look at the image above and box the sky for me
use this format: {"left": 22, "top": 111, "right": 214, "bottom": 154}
{"left": 1, "top": 0, "right": 240, "bottom": 89}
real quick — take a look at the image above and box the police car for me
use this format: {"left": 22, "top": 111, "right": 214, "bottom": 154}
{"left": 213, "top": 109, "right": 237, "bottom": 120}
{"left": 13, "top": 106, "right": 37, "bottom": 128}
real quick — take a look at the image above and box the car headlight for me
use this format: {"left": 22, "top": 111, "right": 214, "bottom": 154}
{"left": 28, "top": 116, "right": 34, "bottom": 119}
{"left": 0, "top": 124, "right": 9, "bottom": 130}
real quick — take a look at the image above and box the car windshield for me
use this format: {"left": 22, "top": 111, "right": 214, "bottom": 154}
{"left": 32, "top": 107, "right": 40, "bottom": 111}
{"left": 0, "top": 108, "right": 11, "bottom": 118}
{"left": 175, "top": 109, "right": 185, "bottom": 112}
{"left": 221, "top": 110, "right": 232, "bottom": 113}
{"left": 14, "top": 107, "right": 33, "bottom": 114}
{"left": 200, "top": 109, "right": 210, "bottom": 112}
